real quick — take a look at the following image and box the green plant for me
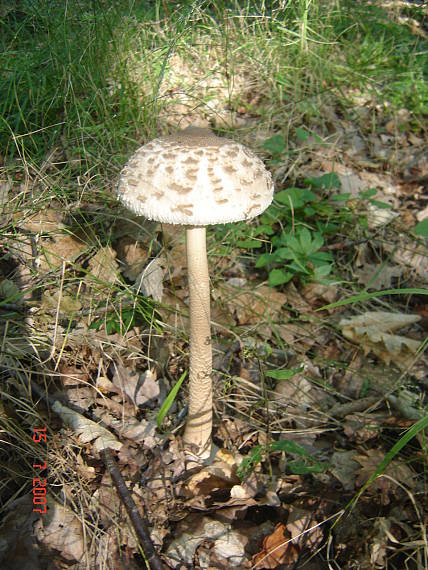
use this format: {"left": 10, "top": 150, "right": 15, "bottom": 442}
{"left": 157, "top": 370, "right": 187, "bottom": 428}
{"left": 414, "top": 218, "right": 428, "bottom": 238}
{"left": 329, "top": 413, "right": 428, "bottom": 526}
{"left": 318, "top": 287, "right": 428, "bottom": 311}
{"left": 216, "top": 167, "right": 352, "bottom": 287}
{"left": 89, "top": 295, "right": 158, "bottom": 335}
{"left": 237, "top": 439, "right": 329, "bottom": 480}
{"left": 257, "top": 227, "right": 334, "bottom": 286}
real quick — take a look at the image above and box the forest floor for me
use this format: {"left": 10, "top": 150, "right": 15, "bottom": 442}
{"left": 0, "top": 1, "right": 427, "bottom": 569}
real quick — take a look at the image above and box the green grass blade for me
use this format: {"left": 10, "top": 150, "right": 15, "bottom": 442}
{"left": 318, "top": 288, "right": 428, "bottom": 311}
{"left": 156, "top": 370, "right": 187, "bottom": 428}
{"left": 349, "top": 414, "right": 428, "bottom": 510}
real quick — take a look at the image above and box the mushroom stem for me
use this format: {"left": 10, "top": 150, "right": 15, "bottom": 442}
{"left": 183, "top": 226, "right": 212, "bottom": 459}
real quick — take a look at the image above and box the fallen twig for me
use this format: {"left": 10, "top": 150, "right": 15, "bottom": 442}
{"left": 26, "top": 381, "right": 166, "bottom": 569}
{"left": 102, "top": 448, "right": 167, "bottom": 570}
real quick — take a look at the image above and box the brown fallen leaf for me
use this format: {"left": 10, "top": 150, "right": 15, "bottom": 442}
{"left": 115, "top": 236, "right": 148, "bottom": 281}
{"left": 165, "top": 515, "right": 230, "bottom": 566}
{"left": 301, "top": 282, "right": 338, "bottom": 308}
{"left": 330, "top": 450, "right": 360, "bottom": 491}
{"left": 286, "top": 507, "right": 323, "bottom": 551}
{"left": 343, "top": 414, "right": 381, "bottom": 444}
{"left": 13, "top": 205, "right": 64, "bottom": 233}
{"left": 135, "top": 257, "right": 166, "bottom": 302}
{"left": 86, "top": 245, "right": 120, "bottom": 284}
{"left": 354, "top": 449, "right": 416, "bottom": 505}
{"left": 253, "top": 523, "right": 299, "bottom": 569}
{"left": 0, "top": 495, "right": 41, "bottom": 570}
{"left": 52, "top": 400, "right": 122, "bottom": 451}
{"left": 39, "top": 233, "right": 87, "bottom": 272}
{"left": 215, "top": 283, "right": 287, "bottom": 325}
{"left": 34, "top": 498, "right": 85, "bottom": 562}
{"left": 354, "top": 263, "right": 403, "bottom": 291}
{"left": 112, "top": 363, "right": 160, "bottom": 407}
{"left": 186, "top": 449, "right": 240, "bottom": 497}
{"left": 340, "top": 311, "right": 422, "bottom": 367}
{"left": 386, "top": 237, "right": 428, "bottom": 282}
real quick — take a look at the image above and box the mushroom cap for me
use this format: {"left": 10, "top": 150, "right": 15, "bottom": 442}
{"left": 117, "top": 127, "right": 274, "bottom": 225}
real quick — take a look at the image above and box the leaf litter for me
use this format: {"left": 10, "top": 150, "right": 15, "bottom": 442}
{"left": 1, "top": 11, "right": 428, "bottom": 570}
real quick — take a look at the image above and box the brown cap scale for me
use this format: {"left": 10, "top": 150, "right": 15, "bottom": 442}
{"left": 117, "top": 127, "right": 273, "bottom": 461}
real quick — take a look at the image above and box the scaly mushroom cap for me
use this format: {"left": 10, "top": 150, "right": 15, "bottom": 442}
{"left": 117, "top": 127, "right": 274, "bottom": 225}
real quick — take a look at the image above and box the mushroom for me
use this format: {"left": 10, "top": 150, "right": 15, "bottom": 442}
{"left": 117, "top": 127, "right": 273, "bottom": 461}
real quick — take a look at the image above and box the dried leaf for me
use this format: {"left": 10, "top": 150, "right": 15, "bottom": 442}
{"left": 41, "top": 290, "right": 82, "bottom": 314}
{"left": 340, "top": 311, "right": 422, "bottom": 367}
{"left": 35, "top": 498, "right": 84, "bottom": 562}
{"left": 214, "top": 529, "right": 247, "bottom": 565}
{"left": 387, "top": 239, "right": 428, "bottom": 282}
{"left": 367, "top": 203, "right": 399, "bottom": 229}
{"left": 52, "top": 400, "right": 122, "bottom": 451}
{"left": 116, "top": 237, "right": 148, "bottom": 281}
{"left": 216, "top": 283, "right": 286, "bottom": 325}
{"left": 253, "top": 523, "right": 299, "bottom": 569}
{"left": 87, "top": 246, "right": 120, "bottom": 284}
{"left": 186, "top": 449, "right": 240, "bottom": 497}
{"left": 273, "top": 373, "right": 312, "bottom": 416}
{"left": 135, "top": 257, "right": 165, "bottom": 302}
{"left": 343, "top": 414, "right": 381, "bottom": 443}
{"left": 0, "top": 179, "right": 10, "bottom": 210}
{"left": 340, "top": 311, "right": 421, "bottom": 334}
{"left": 14, "top": 206, "right": 64, "bottom": 233}
{"left": 39, "top": 234, "right": 86, "bottom": 271}
{"left": 354, "top": 449, "right": 415, "bottom": 504}
{"left": 354, "top": 263, "right": 403, "bottom": 290}
{"left": 166, "top": 516, "right": 228, "bottom": 566}
{"left": 330, "top": 450, "right": 360, "bottom": 491}
{"left": 370, "top": 518, "right": 398, "bottom": 568}
{"left": 111, "top": 416, "right": 161, "bottom": 448}
{"left": 286, "top": 507, "right": 323, "bottom": 551}
{"left": 0, "top": 496, "right": 41, "bottom": 569}
{"left": 112, "top": 364, "right": 159, "bottom": 407}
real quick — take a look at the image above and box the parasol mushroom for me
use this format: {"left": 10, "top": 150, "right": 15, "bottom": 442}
{"left": 117, "top": 126, "right": 273, "bottom": 461}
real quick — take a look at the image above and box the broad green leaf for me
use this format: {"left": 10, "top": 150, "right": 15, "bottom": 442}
{"left": 370, "top": 199, "right": 393, "bottom": 209}
{"left": 414, "top": 218, "right": 428, "bottom": 237}
{"left": 262, "top": 134, "right": 286, "bottom": 156}
{"left": 296, "top": 127, "right": 310, "bottom": 141}
{"left": 304, "top": 206, "right": 316, "bottom": 216}
{"left": 311, "top": 232, "right": 324, "bottom": 251}
{"left": 285, "top": 234, "right": 301, "bottom": 252}
{"left": 313, "top": 264, "right": 333, "bottom": 277}
{"left": 254, "top": 224, "right": 275, "bottom": 236}
{"left": 309, "top": 251, "right": 333, "bottom": 264}
{"left": 331, "top": 193, "right": 352, "bottom": 201}
{"left": 306, "top": 172, "right": 341, "bottom": 190}
{"left": 359, "top": 188, "right": 377, "bottom": 199}
{"left": 269, "top": 268, "right": 293, "bottom": 286}
{"left": 275, "top": 247, "right": 295, "bottom": 260}
{"left": 270, "top": 439, "right": 308, "bottom": 456}
{"left": 90, "top": 307, "right": 135, "bottom": 334}
{"left": 275, "top": 187, "right": 307, "bottom": 209}
{"left": 299, "top": 228, "right": 312, "bottom": 253}
{"left": 255, "top": 253, "right": 275, "bottom": 268}
{"left": 302, "top": 189, "right": 317, "bottom": 202}
{"left": 288, "top": 257, "right": 309, "bottom": 274}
